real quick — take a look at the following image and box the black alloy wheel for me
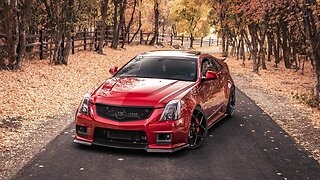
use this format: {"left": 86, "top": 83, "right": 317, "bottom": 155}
{"left": 188, "top": 107, "right": 207, "bottom": 149}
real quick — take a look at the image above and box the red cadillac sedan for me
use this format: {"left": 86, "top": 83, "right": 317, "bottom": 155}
{"left": 74, "top": 50, "right": 235, "bottom": 152}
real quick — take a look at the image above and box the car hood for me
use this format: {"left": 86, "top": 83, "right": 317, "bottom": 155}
{"left": 91, "top": 77, "right": 195, "bottom": 108}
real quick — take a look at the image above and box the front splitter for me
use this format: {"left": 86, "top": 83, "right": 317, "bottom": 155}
{"left": 73, "top": 138, "right": 188, "bottom": 153}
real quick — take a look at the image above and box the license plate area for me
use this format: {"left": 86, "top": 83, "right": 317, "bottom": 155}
{"left": 107, "top": 130, "right": 133, "bottom": 141}
{"left": 94, "top": 127, "right": 147, "bottom": 144}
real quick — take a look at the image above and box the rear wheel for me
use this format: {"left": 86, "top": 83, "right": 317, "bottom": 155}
{"left": 188, "top": 107, "right": 207, "bottom": 149}
{"left": 226, "top": 86, "right": 236, "bottom": 118}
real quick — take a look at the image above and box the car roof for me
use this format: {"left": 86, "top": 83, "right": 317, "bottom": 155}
{"left": 140, "top": 50, "right": 203, "bottom": 59}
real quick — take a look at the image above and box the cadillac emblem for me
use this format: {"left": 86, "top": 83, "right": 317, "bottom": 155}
{"left": 115, "top": 109, "right": 126, "bottom": 120}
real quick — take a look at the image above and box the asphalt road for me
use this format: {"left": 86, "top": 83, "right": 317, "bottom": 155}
{"left": 14, "top": 89, "right": 320, "bottom": 180}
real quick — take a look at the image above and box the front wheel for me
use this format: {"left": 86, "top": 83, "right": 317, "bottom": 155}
{"left": 188, "top": 107, "right": 207, "bottom": 149}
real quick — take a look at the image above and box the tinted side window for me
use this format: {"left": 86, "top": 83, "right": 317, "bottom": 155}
{"left": 210, "top": 59, "right": 222, "bottom": 72}
{"left": 201, "top": 59, "right": 215, "bottom": 76}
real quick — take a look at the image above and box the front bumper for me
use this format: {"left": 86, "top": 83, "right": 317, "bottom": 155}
{"left": 74, "top": 108, "right": 189, "bottom": 152}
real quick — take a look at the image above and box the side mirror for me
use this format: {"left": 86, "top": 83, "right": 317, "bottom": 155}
{"left": 202, "top": 71, "right": 218, "bottom": 81}
{"left": 109, "top": 67, "right": 118, "bottom": 75}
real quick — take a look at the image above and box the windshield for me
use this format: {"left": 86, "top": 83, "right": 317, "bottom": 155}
{"left": 114, "top": 56, "right": 198, "bottom": 81}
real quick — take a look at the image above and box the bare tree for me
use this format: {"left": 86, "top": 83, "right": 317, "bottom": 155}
{"left": 111, "top": 0, "right": 119, "bottom": 49}
{"left": 149, "top": 0, "right": 159, "bottom": 46}
{"left": 129, "top": 0, "right": 142, "bottom": 44}
{"left": 97, "top": 0, "right": 109, "bottom": 54}
{"left": 122, "top": 0, "right": 137, "bottom": 48}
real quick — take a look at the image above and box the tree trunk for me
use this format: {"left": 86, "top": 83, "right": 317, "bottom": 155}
{"left": 6, "top": 0, "right": 17, "bottom": 69}
{"left": 129, "top": 0, "right": 142, "bottom": 44}
{"left": 190, "top": 34, "right": 194, "bottom": 48}
{"left": 149, "top": 0, "right": 159, "bottom": 46}
{"left": 240, "top": 32, "right": 245, "bottom": 64}
{"left": 98, "top": 0, "right": 109, "bottom": 54}
{"left": 53, "top": 28, "right": 64, "bottom": 64}
{"left": 274, "top": 25, "right": 281, "bottom": 67}
{"left": 53, "top": 0, "right": 69, "bottom": 65}
{"left": 15, "top": 0, "right": 30, "bottom": 70}
{"left": 236, "top": 36, "right": 241, "bottom": 60}
{"left": 258, "top": 26, "right": 266, "bottom": 70}
{"left": 225, "top": 32, "right": 229, "bottom": 57}
{"left": 123, "top": 0, "right": 137, "bottom": 46}
{"left": 111, "top": 0, "right": 119, "bottom": 49}
{"left": 281, "top": 19, "right": 291, "bottom": 68}
{"left": 267, "top": 30, "right": 273, "bottom": 62}
{"left": 303, "top": 0, "right": 320, "bottom": 101}
{"left": 220, "top": 1, "right": 227, "bottom": 57}
{"left": 60, "top": 0, "right": 74, "bottom": 65}
{"left": 248, "top": 24, "right": 259, "bottom": 73}
{"left": 120, "top": 0, "right": 127, "bottom": 48}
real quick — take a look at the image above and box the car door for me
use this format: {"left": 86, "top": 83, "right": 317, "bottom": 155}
{"left": 199, "top": 59, "right": 220, "bottom": 120}
{"left": 210, "top": 58, "right": 226, "bottom": 111}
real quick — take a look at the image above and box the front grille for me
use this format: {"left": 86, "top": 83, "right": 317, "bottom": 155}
{"left": 96, "top": 104, "right": 153, "bottom": 121}
{"left": 93, "top": 127, "right": 148, "bottom": 149}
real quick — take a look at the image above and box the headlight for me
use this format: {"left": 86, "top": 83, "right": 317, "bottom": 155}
{"left": 160, "top": 100, "right": 181, "bottom": 121}
{"left": 79, "top": 93, "right": 91, "bottom": 116}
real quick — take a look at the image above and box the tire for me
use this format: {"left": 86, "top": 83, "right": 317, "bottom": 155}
{"left": 188, "top": 107, "right": 208, "bottom": 149}
{"left": 226, "top": 86, "right": 236, "bottom": 118}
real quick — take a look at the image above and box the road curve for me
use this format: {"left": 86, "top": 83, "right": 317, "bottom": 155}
{"left": 13, "top": 89, "right": 320, "bottom": 180}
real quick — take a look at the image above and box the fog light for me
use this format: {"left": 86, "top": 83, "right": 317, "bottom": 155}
{"left": 76, "top": 125, "right": 88, "bottom": 137}
{"left": 157, "top": 133, "right": 172, "bottom": 144}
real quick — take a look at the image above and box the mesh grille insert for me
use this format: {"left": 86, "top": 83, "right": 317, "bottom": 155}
{"left": 96, "top": 104, "right": 153, "bottom": 121}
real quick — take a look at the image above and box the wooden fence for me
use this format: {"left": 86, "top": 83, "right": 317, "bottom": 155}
{"left": 0, "top": 30, "right": 220, "bottom": 60}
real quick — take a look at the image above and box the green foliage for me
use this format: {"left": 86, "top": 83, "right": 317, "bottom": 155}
{"left": 169, "top": 0, "right": 211, "bottom": 37}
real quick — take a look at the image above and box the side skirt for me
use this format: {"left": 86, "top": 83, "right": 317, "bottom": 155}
{"left": 208, "top": 114, "right": 227, "bottom": 129}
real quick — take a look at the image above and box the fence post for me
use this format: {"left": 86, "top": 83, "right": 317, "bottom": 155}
{"left": 140, "top": 30, "right": 143, "bottom": 45}
{"left": 200, "top": 37, "right": 203, "bottom": 47}
{"left": 71, "top": 30, "right": 75, "bottom": 54}
{"left": 209, "top": 37, "right": 211, "bottom": 47}
{"left": 39, "top": 30, "right": 43, "bottom": 60}
{"left": 181, "top": 35, "right": 184, "bottom": 46}
{"left": 170, "top": 34, "right": 173, "bottom": 46}
{"left": 84, "top": 29, "right": 87, "bottom": 50}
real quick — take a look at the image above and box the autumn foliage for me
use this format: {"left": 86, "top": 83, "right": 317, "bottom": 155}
{"left": 208, "top": 0, "right": 320, "bottom": 102}
{"left": 0, "top": 0, "right": 319, "bottom": 102}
